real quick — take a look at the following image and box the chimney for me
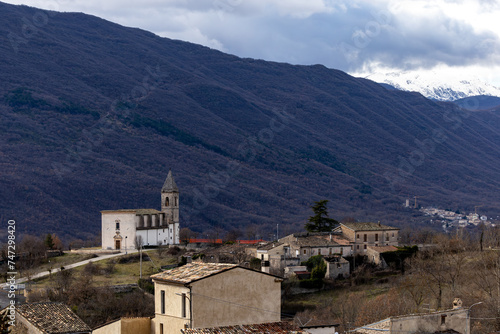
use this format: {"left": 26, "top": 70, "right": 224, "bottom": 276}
{"left": 378, "top": 221, "right": 381, "bottom": 227}
{"left": 452, "top": 298, "right": 463, "bottom": 309}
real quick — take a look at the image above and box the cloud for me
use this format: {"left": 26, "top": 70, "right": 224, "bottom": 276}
{"left": 3, "top": 0, "right": 500, "bottom": 84}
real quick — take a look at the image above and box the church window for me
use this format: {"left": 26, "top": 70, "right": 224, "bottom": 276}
{"left": 375, "top": 234, "right": 378, "bottom": 241}
{"left": 165, "top": 197, "right": 169, "bottom": 206}
{"left": 116, "top": 222, "right": 120, "bottom": 230}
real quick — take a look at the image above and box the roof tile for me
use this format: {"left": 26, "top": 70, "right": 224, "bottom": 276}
{"left": 17, "top": 302, "right": 91, "bottom": 334}
{"left": 151, "top": 263, "right": 237, "bottom": 284}
{"left": 181, "top": 321, "right": 307, "bottom": 334}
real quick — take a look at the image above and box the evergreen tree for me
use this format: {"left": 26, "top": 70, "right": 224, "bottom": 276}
{"left": 305, "top": 200, "right": 338, "bottom": 232}
{"left": 44, "top": 233, "right": 55, "bottom": 250}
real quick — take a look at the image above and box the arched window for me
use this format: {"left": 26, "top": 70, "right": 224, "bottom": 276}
{"left": 165, "top": 197, "right": 169, "bottom": 206}
{"left": 174, "top": 197, "right": 177, "bottom": 206}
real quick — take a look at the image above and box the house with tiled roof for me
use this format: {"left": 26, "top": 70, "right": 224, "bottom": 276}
{"left": 151, "top": 262, "right": 283, "bottom": 334}
{"left": 251, "top": 232, "right": 353, "bottom": 276}
{"left": 353, "top": 299, "right": 468, "bottom": 334}
{"left": 366, "top": 245, "right": 398, "bottom": 268}
{"left": 336, "top": 222, "right": 399, "bottom": 255}
{"left": 180, "top": 321, "right": 307, "bottom": 334}
{"left": 12, "top": 302, "right": 91, "bottom": 334}
{"left": 101, "top": 170, "right": 180, "bottom": 250}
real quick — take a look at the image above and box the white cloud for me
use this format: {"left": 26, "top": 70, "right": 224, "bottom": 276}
{"left": 2, "top": 0, "right": 500, "bottom": 85}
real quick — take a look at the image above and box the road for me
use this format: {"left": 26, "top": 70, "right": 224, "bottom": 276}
{"left": 0, "top": 249, "right": 140, "bottom": 288}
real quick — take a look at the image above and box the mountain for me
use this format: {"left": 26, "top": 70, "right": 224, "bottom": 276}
{"left": 453, "top": 95, "right": 500, "bottom": 111}
{"left": 366, "top": 71, "right": 500, "bottom": 101}
{"left": 2, "top": 2, "right": 500, "bottom": 241}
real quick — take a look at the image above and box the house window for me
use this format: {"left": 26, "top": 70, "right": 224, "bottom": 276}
{"left": 329, "top": 248, "right": 332, "bottom": 255}
{"left": 441, "top": 315, "right": 447, "bottom": 325}
{"left": 375, "top": 234, "right": 378, "bottom": 242}
{"left": 182, "top": 293, "right": 187, "bottom": 318}
{"left": 364, "top": 245, "right": 367, "bottom": 249}
{"left": 161, "top": 291, "right": 165, "bottom": 314}
{"left": 386, "top": 234, "right": 389, "bottom": 241}
{"left": 160, "top": 324, "right": 164, "bottom": 334}
{"left": 115, "top": 221, "right": 120, "bottom": 230}
{"left": 392, "top": 233, "right": 394, "bottom": 237}
{"left": 340, "top": 248, "right": 343, "bottom": 255}
{"left": 357, "top": 234, "right": 360, "bottom": 239}
{"left": 364, "top": 234, "right": 367, "bottom": 242}
{"left": 303, "top": 250, "right": 306, "bottom": 254}
{"left": 165, "top": 197, "right": 169, "bottom": 206}
{"left": 357, "top": 245, "right": 359, "bottom": 249}
{"left": 318, "top": 249, "right": 321, "bottom": 255}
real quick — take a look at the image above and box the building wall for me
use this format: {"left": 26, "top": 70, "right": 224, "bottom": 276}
{"left": 102, "top": 211, "right": 137, "bottom": 250}
{"left": 93, "top": 319, "right": 121, "bottom": 334}
{"left": 191, "top": 267, "right": 281, "bottom": 328}
{"left": 154, "top": 282, "right": 191, "bottom": 334}
{"left": 137, "top": 225, "right": 176, "bottom": 247}
{"left": 344, "top": 229, "right": 398, "bottom": 254}
{"left": 325, "top": 260, "right": 350, "bottom": 279}
{"left": 390, "top": 309, "right": 467, "bottom": 334}
{"left": 121, "top": 317, "right": 151, "bottom": 334}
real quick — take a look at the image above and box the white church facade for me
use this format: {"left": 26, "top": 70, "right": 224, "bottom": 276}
{"left": 101, "top": 170, "right": 180, "bottom": 250}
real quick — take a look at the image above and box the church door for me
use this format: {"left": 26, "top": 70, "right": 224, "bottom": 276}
{"left": 115, "top": 239, "right": 121, "bottom": 250}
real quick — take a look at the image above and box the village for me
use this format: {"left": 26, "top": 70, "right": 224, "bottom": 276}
{"left": 2, "top": 172, "right": 495, "bottom": 334}
{"left": 419, "top": 207, "right": 494, "bottom": 232}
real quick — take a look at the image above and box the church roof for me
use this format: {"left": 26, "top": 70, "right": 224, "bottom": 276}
{"left": 162, "top": 169, "right": 179, "bottom": 193}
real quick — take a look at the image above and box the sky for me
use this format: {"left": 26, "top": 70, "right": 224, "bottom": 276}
{"left": 4, "top": 0, "right": 500, "bottom": 86}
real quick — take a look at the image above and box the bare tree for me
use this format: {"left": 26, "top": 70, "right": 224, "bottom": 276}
{"left": 134, "top": 235, "right": 144, "bottom": 250}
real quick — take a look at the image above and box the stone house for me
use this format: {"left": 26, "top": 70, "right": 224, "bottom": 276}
{"left": 10, "top": 302, "right": 91, "bottom": 334}
{"left": 323, "top": 256, "right": 350, "bottom": 279}
{"left": 336, "top": 222, "right": 399, "bottom": 255}
{"left": 279, "top": 232, "right": 353, "bottom": 261}
{"left": 252, "top": 233, "right": 353, "bottom": 276}
{"left": 101, "top": 170, "right": 180, "bottom": 250}
{"left": 151, "top": 262, "right": 282, "bottom": 334}
{"left": 354, "top": 300, "right": 468, "bottom": 334}
{"left": 366, "top": 245, "right": 398, "bottom": 268}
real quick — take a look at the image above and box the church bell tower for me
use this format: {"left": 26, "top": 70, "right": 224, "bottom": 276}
{"left": 161, "top": 169, "right": 179, "bottom": 224}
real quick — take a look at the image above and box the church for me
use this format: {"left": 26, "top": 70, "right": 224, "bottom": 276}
{"left": 101, "top": 170, "right": 180, "bottom": 250}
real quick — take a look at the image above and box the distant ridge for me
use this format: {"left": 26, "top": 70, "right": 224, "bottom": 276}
{"left": 1, "top": 2, "right": 500, "bottom": 240}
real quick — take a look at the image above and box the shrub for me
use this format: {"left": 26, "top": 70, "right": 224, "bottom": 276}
{"left": 299, "top": 278, "right": 323, "bottom": 289}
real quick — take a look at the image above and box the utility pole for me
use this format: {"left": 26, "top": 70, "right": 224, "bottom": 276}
{"left": 467, "top": 302, "right": 482, "bottom": 334}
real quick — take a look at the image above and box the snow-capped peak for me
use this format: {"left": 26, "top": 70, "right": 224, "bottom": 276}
{"left": 365, "top": 70, "right": 500, "bottom": 101}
